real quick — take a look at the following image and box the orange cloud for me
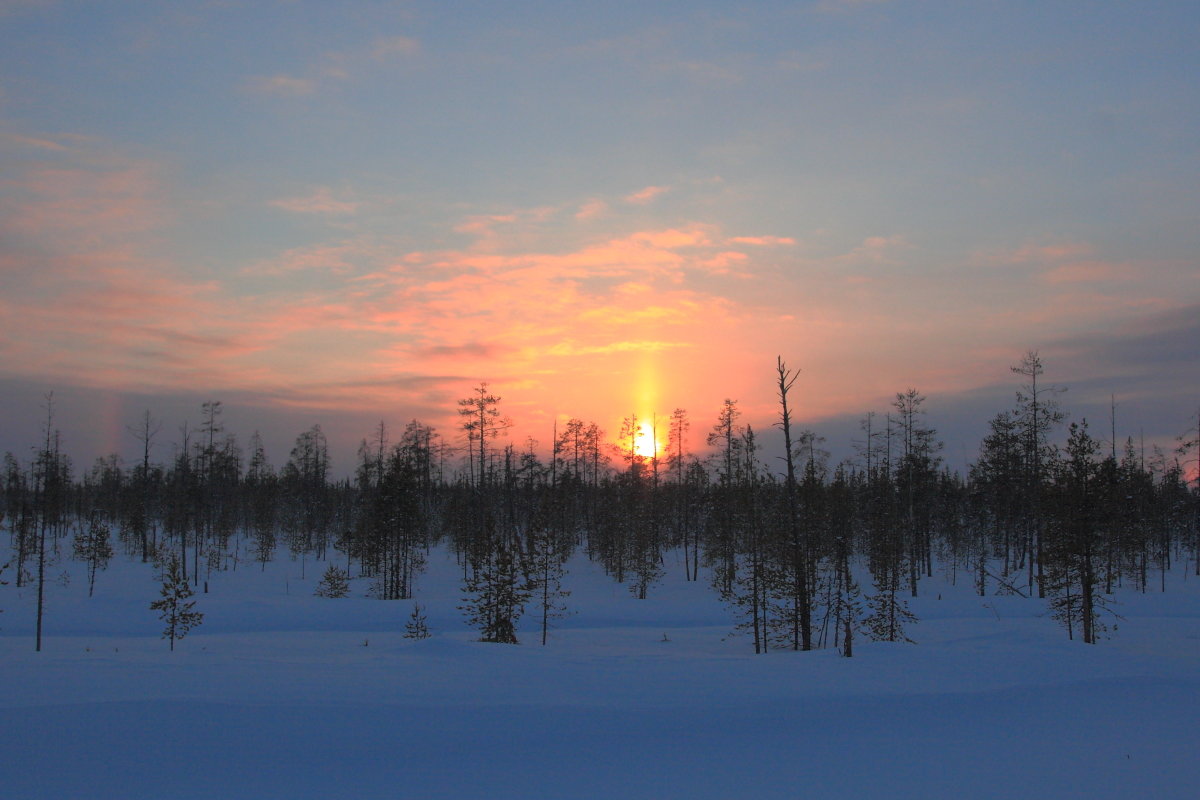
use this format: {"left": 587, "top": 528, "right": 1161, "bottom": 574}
{"left": 630, "top": 227, "right": 709, "bottom": 248}
{"left": 545, "top": 340, "right": 691, "bottom": 357}
{"left": 727, "top": 235, "right": 797, "bottom": 246}
{"left": 10, "top": 147, "right": 1186, "bottom": 462}
{"left": 575, "top": 199, "right": 608, "bottom": 220}
{"left": 698, "top": 251, "right": 750, "bottom": 275}
{"left": 624, "top": 185, "right": 669, "bottom": 204}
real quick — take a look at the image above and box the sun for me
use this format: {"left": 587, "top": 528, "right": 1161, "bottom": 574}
{"left": 634, "top": 421, "right": 659, "bottom": 460}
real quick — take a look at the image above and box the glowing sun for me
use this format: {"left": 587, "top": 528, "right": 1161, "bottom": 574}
{"left": 634, "top": 421, "right": 658, "bottom": 459}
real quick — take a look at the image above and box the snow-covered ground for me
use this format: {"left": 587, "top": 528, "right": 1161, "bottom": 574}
{"left": 2, "top": 544, "right": 1198, "bottom": 799}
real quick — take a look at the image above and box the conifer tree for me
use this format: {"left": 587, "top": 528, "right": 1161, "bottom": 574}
{"left": 314, "top": 564, "right": 351, "bottom": 598}
{"left": 1046, "top": 421, "right": 1114, "bottom": 643}
{"left": 245, "top": 432, "right": 277, "bottom": 571}
{"left": 457, "top": 383, "right": 507, "bottom": 489}
{"left": 1011, "top": 351, "right": 1064, "bottom": 597}
{"left": 73, "top": 513, "right": 113, "bottom": 597}
{"left": 826, "top": 466, "right": 867, "bottom": 657}
{"left": 865, "top": 585, "right": 917, "bottom": 643}
{"left": 151, "top": 555, "right": 203, "bottom": 651}
{"left": 404, "top": 603, "right": 431, "bottom": 639}
{"left": 459, "top": 545, "right": 532, "bottom": 644}
{"left": 528, "top": 517, "right": 571, "bottom": 645}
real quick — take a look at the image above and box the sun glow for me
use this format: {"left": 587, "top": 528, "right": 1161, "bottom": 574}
{"left": 634, "top": 420, "right": 659, "bottom": 460}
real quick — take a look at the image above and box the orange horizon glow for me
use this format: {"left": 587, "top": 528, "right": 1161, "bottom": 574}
{"left": 2, "top": 141, "right": 1196, "bottom": 471}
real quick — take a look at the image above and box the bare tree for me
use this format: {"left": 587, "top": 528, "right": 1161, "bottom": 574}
{"left": 775, "top": 358, "right": 812, "bottom": 651}
{"left": 127, "top": 410, "right": 160, "bottom": 562}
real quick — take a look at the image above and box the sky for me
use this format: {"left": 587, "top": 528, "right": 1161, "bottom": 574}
{"left": 1, "top": 0, "right": 1198, "bottom": 474}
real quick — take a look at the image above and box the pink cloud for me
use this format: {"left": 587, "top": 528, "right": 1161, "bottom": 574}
{"left": 245, "top": 242, "right": 370, "bottom": 276}
{"left": 630, "top": 227, "right": 710, "bottom": 248}
{"left": 575, "top": 199, "right": 608, "bottom": 220}
{"left": 0, "top": 164, "right": 165, "bottom": 245}
{"left": 1042, "top": 260, "right": 1139, "bottom": 285}
{"left": 728, "top": 235, "right": 796, "bottom": 246}
{"left": 829, "top": 235, "right": 911, "bottom": 269}
{"left": 0, "top": 153, "right": 284, "bottom": 393}
{"left": 271, "top": 187, "right": 360, "bottom": 215}
{"left": 978, "top": 241, "right": 1094, "bottom": 266}
{"left": 624, "top": 185, "right": 670, "bottom": 205}
{"left": 698, "top": 251, "right": 751, "bottom": 276}
{"left": 26, "top": 157, "right": 1185, "bottom": 458}
{"left": 454, "top": 214, "right": 519, "bottom": 236}
{"left": 418, "top": 342, "right": 506, "bottom": 360}
{"left": 2, "top": 132, "right": 72, "bottom": 151}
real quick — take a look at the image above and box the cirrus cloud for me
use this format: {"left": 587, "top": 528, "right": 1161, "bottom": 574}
{"left": 624, "top": 185, "right": 670, "bottom": 205}
{"left": 242, "top": 74, "right": 316, "bottom": 96}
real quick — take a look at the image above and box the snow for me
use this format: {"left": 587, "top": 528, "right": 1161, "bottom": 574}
{"left": 2, "top": 545, "right": 1198, "bottom": 799}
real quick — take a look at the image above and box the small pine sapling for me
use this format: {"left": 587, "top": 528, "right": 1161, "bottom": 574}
{"left": 404, "top": 603, "right": 431, "bottom": 639}
{"left": 151, "top": 555, "right": 203, "bottom": 651}
{"left": 864, "top": 588, "right": 917, "bottom": 644}
{"left": 73, "top": 514, "right": 113, "bottom": 597}
{"left": 314, "top": 564, "right": 351, "bottom": 598}
{"left": 528, "top": 522, "right": 571, "bottom": 646}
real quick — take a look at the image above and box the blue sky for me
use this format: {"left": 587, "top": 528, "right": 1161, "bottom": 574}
{"left": 1, "top": 0, "right": 1197, "bottom": 471}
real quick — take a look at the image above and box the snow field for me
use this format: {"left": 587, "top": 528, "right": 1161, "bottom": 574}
{"left": 1, "top": 543, "right": 1198, "bottom": 798}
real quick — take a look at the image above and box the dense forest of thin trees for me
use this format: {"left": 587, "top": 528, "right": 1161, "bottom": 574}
{"left": 2, "top": 352, "right": 1198, "bottom": 652}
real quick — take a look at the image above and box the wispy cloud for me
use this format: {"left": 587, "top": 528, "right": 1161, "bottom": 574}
{"left": 417, "top": 342, "right": 506, "bottom": 360}
{"left": 1, "top": 134, "right": 1191, "bottom": 452}
{"left": 653, "top": 59, "right": 742, "bottom": 86}
{"left": 0, "top": 162, "right": 166, "bottom": 245}
{"left": 546, "top": 340, "right": 692, "bottom": 357}
{"left": 575, "top": 199, "right": 608, "bottom": 220}
{"left": 243, "top": 33, "right": 422, "bottom": 97}
{"left": 1, "top": 132, "right": 73, "bottom": 151}
{"left": 624, "top": 185, "right": 670, "bottom": 205}
{"left": 1042, "top": 260, "right": 1139, "bottom": 285}
{"left": 0, "top": 147, "right": 270, "bottom": 393}
{"left": 244, "top": 242, "right": 368, "bottom": 276}
{"left": 0, "top": 0, "right": 55, "bottom": 16}
{"left": 833, "top": 235, "right": 910, "bottom": 268}
{"left": 242, "top": 74, "right": 316, "bottom": 96}
{"left": 973, "top": 241, "right": 1094, "bottom": 267}
{"left": 271, "top": 187, "right": 360, "bottom": 215}
{"left": 816, "top": 0, "right": 893, "bottom": 12}
{"left": 727, "top": 235, "right": 796, "bottom": 246}
{"left": 372, "top": 35, "right": 420, "bottom": 60}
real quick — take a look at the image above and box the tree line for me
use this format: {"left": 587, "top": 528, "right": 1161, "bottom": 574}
{"left": 2, "top": 353, "right": 1198, "bottom": 652}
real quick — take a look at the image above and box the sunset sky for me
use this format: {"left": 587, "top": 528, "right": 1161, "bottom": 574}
{"left": 2, "top": 0, "right": 1197, "bottom": 472}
